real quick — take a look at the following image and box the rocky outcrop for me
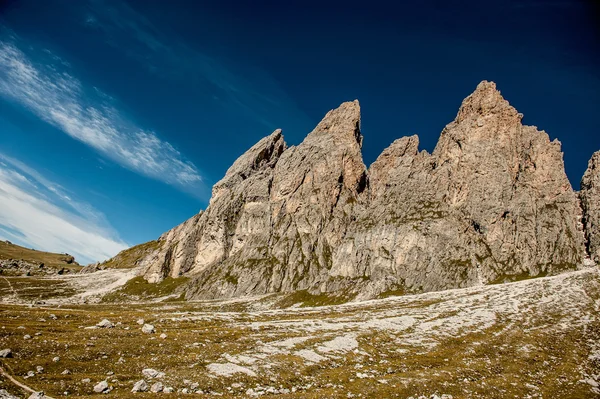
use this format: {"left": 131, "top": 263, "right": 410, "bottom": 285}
{"left": 141, "top": 103, "right": 367, "bottom": 298}
{"left": 581, "top": 151, "right": 600, "bottom": 262}
{"left": 0, "top": 259, "right": 72, "bottom": 276}
{"left": 124, "top": 81, "right": 591, "bottom": 300}
{"left": 332, "top": 82, "right": 585, "bottom": 297}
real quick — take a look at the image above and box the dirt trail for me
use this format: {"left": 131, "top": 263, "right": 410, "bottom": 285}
{"left": 0, "top": 364, "right": 56, "bottom": 399}
{"left": 2, "top": 277, "right": 17, "bottom": 297}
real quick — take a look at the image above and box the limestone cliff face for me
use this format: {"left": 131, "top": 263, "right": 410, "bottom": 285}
{"left": 332, "top": 82, "right": 585, "bottom": 297}
{"left": 141, "top": 102, "right": 366, "bottom": 298}
{"left": 581, "top": 151, "right": 600, "bottom": 262}
{"left": 132, "top": 81, "right": 592, "bottom": 300}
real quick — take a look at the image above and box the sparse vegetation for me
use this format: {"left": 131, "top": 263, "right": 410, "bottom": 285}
{"left": 0, "top": 268, "right": 598, "bottom": 398}
{"left": 275, "top": 289, "right": 356, "bottom": 308}
{"left": 102, "top": 276, "right": 189, "bottom": 302}
{"left": 0, "top": 240, "right": 80, "bottom": 271}
{"left": 99, "top": 240, "right": 163, "bottom": 269}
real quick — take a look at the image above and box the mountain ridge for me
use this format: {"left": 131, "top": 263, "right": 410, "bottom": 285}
{"left": 102, "top": 81, "right": 599, "bottom": 301}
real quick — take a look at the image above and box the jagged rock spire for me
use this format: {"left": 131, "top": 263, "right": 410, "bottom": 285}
{"left": 306, "top": 100, "right": 362, "bottom": 146}
{"left": 581, "top": 151, "right": 600, "bottom": 262}
{"left": 455, "top": 80, "right": 519, "bottom": 123}
{"left": 211, "top": 129, "right": 286, "bottom": 201}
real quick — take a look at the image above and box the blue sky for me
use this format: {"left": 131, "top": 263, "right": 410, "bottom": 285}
{"left": 0, "top": 0, "right": 598, "bottom": 264}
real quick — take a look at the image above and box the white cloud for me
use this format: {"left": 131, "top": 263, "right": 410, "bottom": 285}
{"left": 0, "top": 154, "right": 128, "bottom": 264}
{"left": 0, "top": 39, "right": 202, "bottom": 189}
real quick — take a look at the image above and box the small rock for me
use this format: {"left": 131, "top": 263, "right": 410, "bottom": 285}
{"left": 163, "top": 387, "right": 174, "bottom": 393}
{"left": 0, "top": 349, "right": 12, "bottom": 358}
{"left": 49, "top": 314, "right": 58, "bottom": 320}
{"left": 96, "top": 319, "right": 114, "bottom": 328}
{"left": 23, "top": 335, "right": 32, "bottom": 340}
{"left": 52, "top": 356, "right": 60, "bottom": 362}
{"left": 27, "top": 393, "right": 44, "bottom": 399}
{"left": 137, "top": 319, "right": 144, "bottom": 325}
{"left": 132, "top": 379, "right": 148, "bottom": 393}
{"left": 81, "top": 378, "right": 91, "bottom": 383}
{"left": 141, "top": 324, "right": 155, "bottom": 334}
{"left": 61, "top": 369, "right": 71, "bottom": 375}
{"left": 36, "top": 366, "right": 44, "bottom": 373}
{"left": 93, "top": 381, "right": 109, "bottom": 393}
{"left": 159, "top": 333, "right": 167, "bottom": 339}
{"left": 150, "top": 382, "right": 164, "bottom": 393}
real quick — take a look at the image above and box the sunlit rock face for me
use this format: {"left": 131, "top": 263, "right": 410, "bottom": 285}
{"left": 581, "top": 151, "right": 600, "bottom": 263}
{"left": 332, "top": 81, "right": 585, "bottom": 298}
{"left": 130, "top": 81, "right": 590, "bottom": 300}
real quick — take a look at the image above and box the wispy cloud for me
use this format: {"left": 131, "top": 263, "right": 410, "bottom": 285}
{"left": 0, "top": 39, "right": 203, "bottom": 191}
{"left": 0, "top": 154, "right": 128, "bottom": 264}
{"left": 83, "top": 0, "right": 311, "bottom": 132}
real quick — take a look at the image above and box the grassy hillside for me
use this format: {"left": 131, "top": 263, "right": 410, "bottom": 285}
{"left": 0, "top": 240, "right": 80, "bottom": 271}
{"left": 98, "top": 240, "right": 163, "bottom": 269}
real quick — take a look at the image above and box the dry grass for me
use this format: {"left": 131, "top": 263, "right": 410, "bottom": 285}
{"left": 98, "top": 241, "right": 162, "bottom": 270}
{"left": 0, "top": 277, "right": 77, "bottom": 303}
{"left": 0, "top": 241, "right": 80, "bottom": 271}
{"left": 1, "top": 269, "right": 599, "bottom": 398}
{"left": 102, "top": 276, "right": 189, "bottom": 302}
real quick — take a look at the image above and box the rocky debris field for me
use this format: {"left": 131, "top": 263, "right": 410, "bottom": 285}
{"left": 0, "top": 259, "right": 73, "bottom": 277}
{"left": 0, "top": 268, "right": 599, "bottom": 398}
{"left": 0, "top": 242, "right": 80, "bottom": 278}
{"left": 0, "top": 269, "right": 138, "bottom": 305}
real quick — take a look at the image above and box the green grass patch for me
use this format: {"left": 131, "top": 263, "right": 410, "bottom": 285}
{"left": 99, "top": 240, "right": 163, "bottom": 269}
{"left": 378, "top": 287, "right": 409, "bottom": 299}
{"left": 275, "top": 289, "right": 356, "bottom": 308}
{"left": 102, "top": 276, "right": 189, "bottom": 302}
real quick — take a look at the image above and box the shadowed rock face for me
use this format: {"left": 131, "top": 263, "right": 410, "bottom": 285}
{"left": 129, "top": 81, "right": 593, "bottom": 300}
{"left": 581, "top": 151, "right": 600, "bottom": 262}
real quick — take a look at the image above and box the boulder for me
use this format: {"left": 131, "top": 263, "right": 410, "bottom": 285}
{"left": 93, "top": 381, "right": 109, "bottom": 393}
{"left": 96, "top": 319, "right": 114, "bottom": 328}
{"left": 132, "top": 379, "right": 148, "bottom": 393}
{"left": 141, "top": 324, "right": 155, "bottom": 334}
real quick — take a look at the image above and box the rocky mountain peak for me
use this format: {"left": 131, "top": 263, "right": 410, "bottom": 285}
{"left": 582, "top": 151, "right": 600, "bottom": 190}
{"left": 581, "top": 151, "right": 600, "bottom": 262}
{"left": 211, "top": 129, "right": 286, "bottom": 201}
{"left": 455, "top": 80, "right": 519, "bottom": 123}
{"left": 124, "top": 81, "right": 595, "bottom": 301}
{"left": 368, "top": 135, "right": 424, "bottom": 198}
{"left": 307, "top": 100, "right": 362, "bottom": 147}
